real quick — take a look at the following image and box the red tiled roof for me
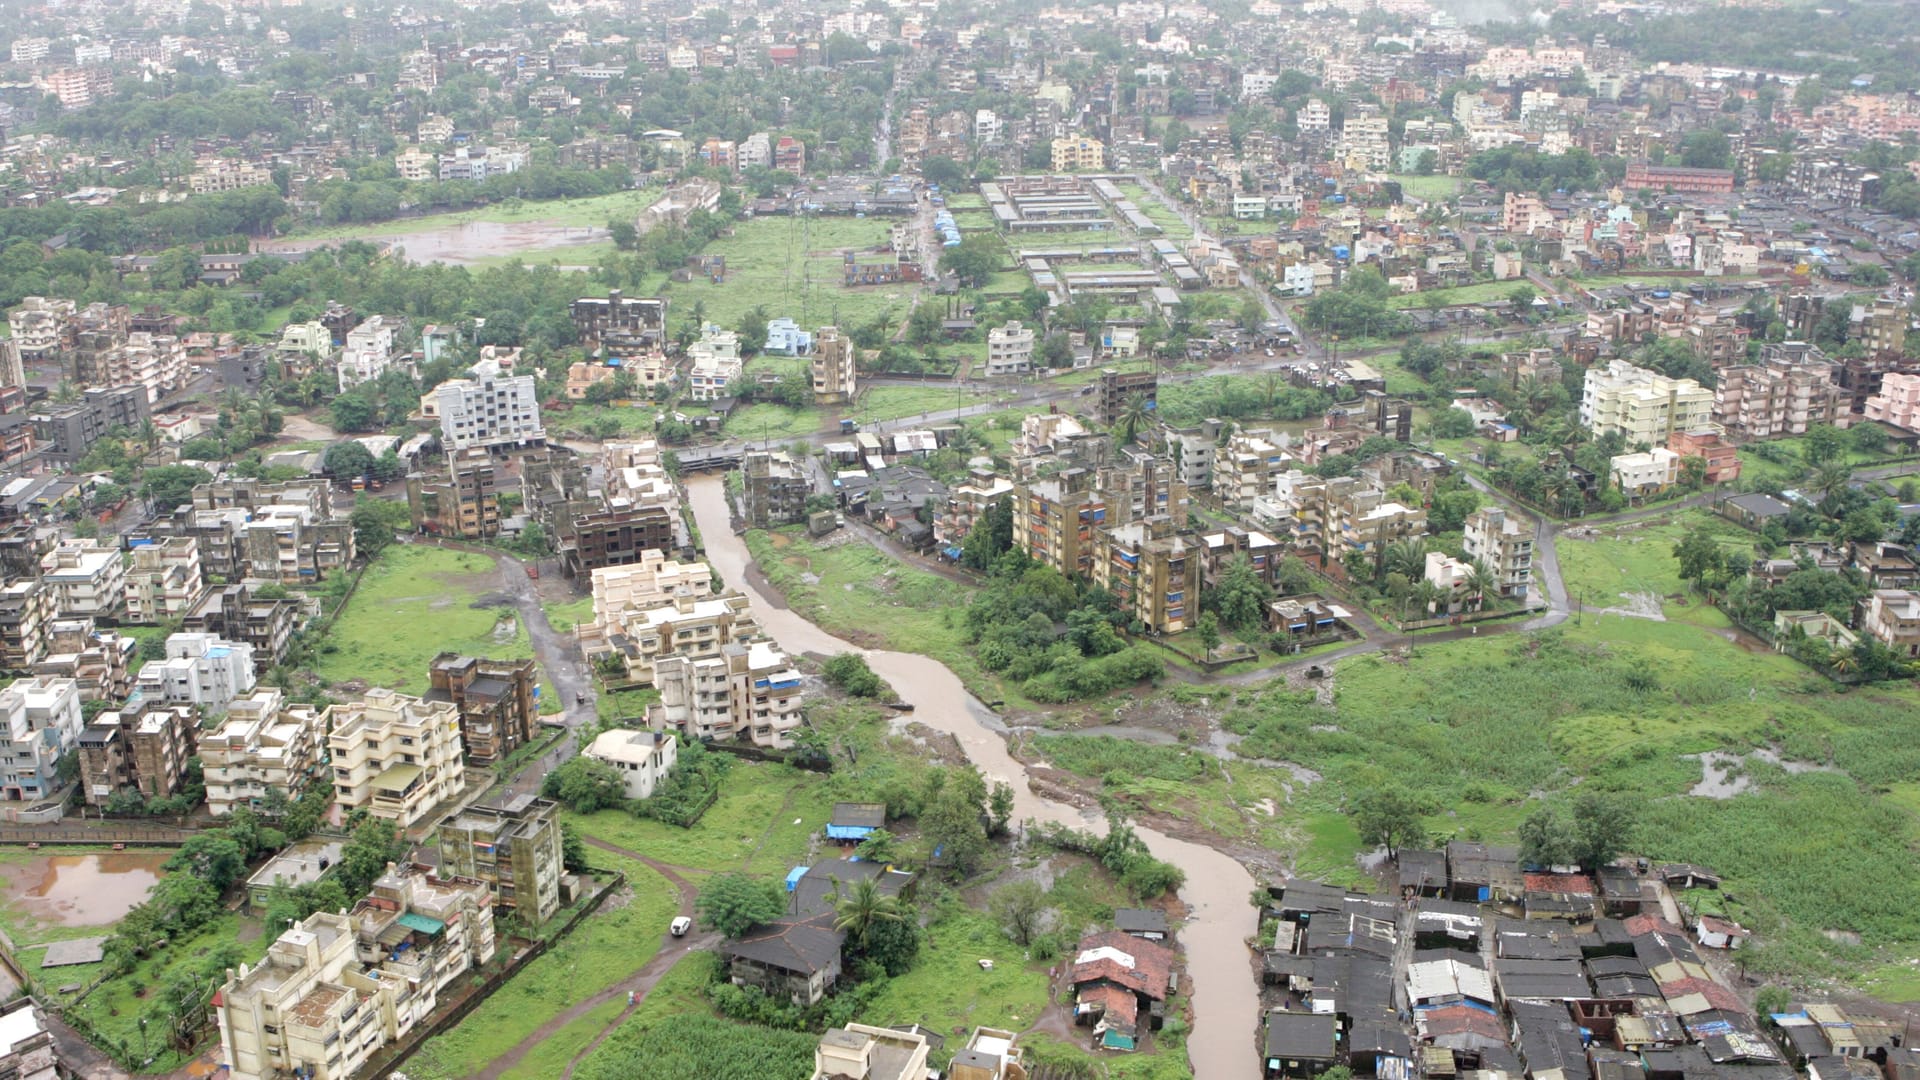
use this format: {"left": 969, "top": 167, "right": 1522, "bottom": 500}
{"left": 1420, "top": 1005, "right": 1508, "bottom": 1043}
{"left": 1660, "top": 976, "right": 1748, "bottom": 1016}
{"left": 1624, "top": 913, "right": 1686, "bottom": 936}
{"left": 1079, "top": 983, "right": 1139, "bottom": 1027}
{"left": 1523, "top": 873, "right": 1596, "bottom": 894}
{"left": 1070, "top": 930, "right": 1176, "bottom": 1002}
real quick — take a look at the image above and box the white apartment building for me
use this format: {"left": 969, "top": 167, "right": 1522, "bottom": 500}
{"left": 134, "top": 632, "right": 257, "bottom": 716}
{"left": 1214, "top": 430, "right": 1288, "bottom": 512}
{"left": 1462, "top": 507, "right": 1532, "bottom": 599}
{"left": 609, "top": 592, "right": 763, "bottom": 686}
{"left": 10, "top": 38, "right": 50, "bottom": 64}
{"left": 584, "top": 727, "right": 679, "bottom": 799}
{"left": 338, "top": 316, "right": 400, "bottom": 392}
{"left": 9, "top": 298, "right": 75, "bottom": 361}
{"left": 38, "top": 539, "right": 127, "bottom": 618}
{"left": 395, "top": 149, "right": 436, "bottom": 181}
{"left": 201, "top": 689, "right": 324, "bottom": 817}
{"left": 103, "top": 332, "right": 188, "bottom": 402}
{"left": 0, "top": 677, "right": 81, "bottom": 803}
{"left": 649, "top": 640, "right": 804, "bottom": 749}
{"left": 985, "top": 321, "right": 1035, "bottom": 377}
{"left": 124, "top": 537, "right": 204, "bottom": 624}
{"left": 326, "top": 688, "right": 465, "bottom": 829}
{"left": 1423, "top": 550, "right": 1480, "bottom": 614}
{"left": 1609, "top": 448, "right": 1681, "bottom": 498}
{"left": 278, "top": 321, "right": 332, "bottom": 363}
{"left": 686, "top": 324, "right": 743, "bottom": 401}
{"left": 434, "top": 375, "right": 545, "bottom": 451}
{"left": 1579, "top": 359, "right": 1714, "bottom": 445}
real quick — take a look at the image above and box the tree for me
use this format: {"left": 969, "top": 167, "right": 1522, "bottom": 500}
{"left": 696, "top": 872, "right": 787, "bottom": 939}
{"left": 990, "top": 879, "right": 1050, "bottom": 946}
{"left": 329, "top": 393, "right": 377, "bottom": 432}
{"left": 1349, "top": 787, "right": 1426, "bottom": 859}
{"left": 1208, "top": 555, "right": 1275, "bottom": 633}
{"left": 920, "top": 780, "right": 989, "bottom": 878}
{"left": 1518, "top": 803, "right": 1579, "bottom": 868}
{"left": 338, "top": 818, "right": 409, "bottom": 897}
{"left": 1115, "top": 392, "right": 1153, "bottom": 445}
{"left": 1430, "top": 407, "right": 1476, "bottom": 439}
{"left": 1678, "top": 454, "right": 1709, "bottom": 492}
{"left": 164, "top": 832, "right": 248, "bottom": 892}
{"left": 1755, "top": 985, "right": 1792, "bottom": 1017}
{"left": 832, "top": 875, "right": 905, "bottom": 952}
{"left": 608, "top": 219, "right": 638, "bottom": 250}
{"left": 938, "top": 236, "right": 1001, "bottom": 287}
{"left": 1802, "top": 423, "right": 1846, "bottom": 466}
{"left": 140, "top": 465, "right": 213, "bottom": 512}
{"left": 920, "top": 157, "right": 967, "bottom": 190}
{"left": 738, "top": 306, "right": 771, "bottom": 356}
{"left": 147, "top": 874, "right": 222, "bottom": 934}
{"left": 541, "top": 754, "right": 627, "bottom": 814}
{"left": 350, "top": 500, "right": 410, "bottom": 558}
{"left": 322, "top": 440, "right": 375, "bottom": 479}
{"left": 1679, "top": 129, "right": 1733, "bottom": 171}
{"left": 1568, "top": 792, "right": 1633, "bottom": 870}
{"left": 988, "top": 781, "right": 1016, "bottom": 838}
{"left": 854, "top": 829, "right": 898, "bottom": 864}
{"left": 1673, "top": 527, "right": 1736, "bottom": 592}
{"left": 822, "top": 653, "right": 885, "bottom": 698}
{"left": 1196, "top": 611, "right": 1222, "bottom": 657}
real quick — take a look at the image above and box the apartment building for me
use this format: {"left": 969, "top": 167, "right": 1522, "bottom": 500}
{"left": 338, "top": 315, "right": 400, "bottom": 391}
{"left": 812, "top": 326, "right": 857, "bottom": 404}
{"left": 1098, "top": 368, "right": 1158, "bottom": 425}
{"left": 687, "top": 324, "right": 743, "bottom": 400}
{"left": 606, "top": 591, "right": 765, "bottom": 686}
{"left": 1863, "top": 589, "right": 1920, "bottom": 658}
{"left": 326, "top": 688, "right": 465, "bottom": 830}
{"left": 216, "top": 869, "right": 495, "bottom": 1080}
{"left": 136, "top": 480, "right": 355, "bottom": 583}
{"left": 406, "top": 448, "right": 502, "bottom": 539}
{"left": 1579, "top": 359, "right": 1714, "bottom": 444}
{"left": 1462, "top": 507, "right": 1533, "bottom": 599}
{"left": 30, "top": 385, "right": 150, "bottom": 465}
{"left": 521, "top": 452, "right": 681, "bottom": 578}
{"left": 434, "top": 375, "right": 545, "bottom": 451}
{"left": 0, "top": 581, "right": 53, "bottom": 671}
{"left": 1017, "top": 472, "right": 1107, "bottom": 578}
{"left": 75, "top": 700, "right": 196, "bottom": 807}
{"left": 424, "top": 653, "right": 536, "bottom": 765}
{"left": 1327, "top": 480, "right": 1429, "bottom": 565}
{"left": 570, "top": 290, "right": 667, "bottom": 351}
{"left": 1851, "top": 297, "right": 1908, "bottom": 355}
{"left": 742, "top": 450, "right": 811, "bottom": 529}
{"left": 1713, "top": 343, "right": 1845, "bottom": 440}
{"left": 202, "top": 688, "right": 324, "bottom": 817}
{"left": 1609, "top": 448, "right": 1681, "bottom": 498}
{"left": 584, "top": 727, "right": 678, "bottom": 799}
{"left": 1051, "top": 136, "right": 1106, "bottom": 172}
{"left": 434, "top": 793, "right": 564, "bottom": 925}
{"left": 1157, "top": 419, "right": 1223, "bottom": 492}
{"left": 1094, "top": 516, "right": 1201, "bottom": 634}
{"left": 33, "top": 618, "right": 135, "bottom": 703}
{"left": 1214, "top": 431, "right": 1289, "bottom": 512}
{"left": 937, "top": 471, "right": 1016, "bottom": 548}
{"left": 134, "top": 632, "right": 256, "bottom": 716}
{"left": 1865, "top": 371, "right": 1920, "bottom": 432}
{"left": 1668, "top": 428, "right": 1742, "bottom": 486}
{"left": 7, "top": 297, "right": 74, "bottom": 361}
{"left": 985, "top": 322, "right": 1036, "bottom": 377}
{"left": 649, "top": 639, "right": 804, "bottom": 748}
{"left": 181, "top": 585, "right": 305, "bottom": 673}
{"left": 124, "top": 537, "right": 204, "bottom": 624}
{"left": 38, "top": 538, "right": 126, "bottom": 618}
{"left": 0, "top": 677, "right": 81, "bottom": 803}
{"left": 100, "top": 332, "right": 188, "bottom": 402}
{"left": 1423, "top": 551, "right": 1482, "bottom": 614}
{"left": 395, "top": 148, "right": 436, "bottom": 181}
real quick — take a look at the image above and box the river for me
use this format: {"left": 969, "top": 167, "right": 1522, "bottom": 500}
{"left": 686, "top": 475, "right": 1261, "bottom": 1080}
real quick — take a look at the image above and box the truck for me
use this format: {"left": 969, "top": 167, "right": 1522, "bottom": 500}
{"left": 840, "top": 419, "right": 859, "bottom": 433}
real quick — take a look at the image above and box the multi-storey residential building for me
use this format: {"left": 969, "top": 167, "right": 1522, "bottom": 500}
{"left": 30, "top": 386, "right": 150, "bottom": 465}
{"left": 1579, "top": 359, "right": 1714, "bottom": 445}
{"left": 1865, "top": 371, "right": 1920, "bottom": 432}
{"left": 1098, "top": 368, "right": 1158, "bottom": 425}
{"left": 434, "top": 375, "right": 545, "bottom": 451}
{"left": 1157, "top": 419, "right": 1222, "bottom": 493}
{"left": 277, "top": 321, "right": 333, "bottom": 370}
{"left": 0, "top": 677, "right": 80, "bottom": 802}
{"left": 1051, "top": 136, "right": 1106, "bottom": 171}
{"left": 687, "top": 324, "right": 743, "bottom": 400}
{"left": 135, "top": 480, "right": 355, "bottom": 583}
{"left": 1863, "top": 589, "right": 1920, "bottom": 658}
{"left": 0, "top": 999, "right": 58, "bottom": 1080}
{"left": 1850, "top": 297, "right": 1908, "bottom": 354}
{"left": 38, "top": 539, "right": 126, "bottom": 618}
{"left": 605, "top": 591, "right": 764, "bottom": 686}
{"left": 202, "top": 688, "right": 324, "bottom": 817}
{"left": 1214, "top": 431, "right": 1288, "bottom": 512}
{"left": 75, "top": 700, "right": 196, "bottom": 807}
{"left": 1017, "top": 472, "right": 1106, "bottom": 578}
{"left": 326, "top": 689, "right": 465, "bottom": 829}
{"left": 181, "top": 585, "right": 305, "bottom": 674}
{"left": 7, "top": 298, "right": 74, "bottom": 361}
{"left": 742, "top": 450, "right": 810, "bottom": 529}
{"left": 1668, "top": 428, "right": 1742, "bottom": 486}
{"left": 1327, "top": 480, "right": 1429, "bottom": 569}
{"left": 33, "top": 618, "right": 134, "bottom": 702}
{"left": 585, "top": 727, "right": 678, "bottom": 799}
{"left": 1609, "top": 448, "right": 1681, "bottom": 498}
{"left": 1622, "top": 162, "right": 1735, "bottom": 194}
{"left": 937, "top": 471, "right": 1015, "bottom": 548}
{"left": 338, "top": 315, "right": 400, "bottom": 391}
{"left": 434, "top": 793, "right": 564, "bottom": 924}
{"left": 570, "top": 290, "right": 667, "bottom": 351}
{"left": 135, "top": 633, "right": 255, "bottom": 716}
{"left": 395, "top": 148, "right": 437, "bottom": 181}
{"left": 123, "top": 537, "right": 204, "bottom": 624}
{"left": 521, "top": 452, "right": 681, "bottom": 578}
{"left": 649, "top": 640, "right": 804, "bottom": 748}
{"left": 406, "top": 448, "right": 503, "bottom": 539}
{"left": 0, "top": 581, "right": 53, "bottom": 672}
{"left": 1338, "top": 107, "right": 1392, "bottom": 170}
{"left": 9, "top": 38, "right": 49, "bottom": 64}
{"left": 1094, "top": 516, "right": 1201, "bottom": 634}
{"left": 1462, "top": 507, "right": 1533, "bottom": 600}
{"left": 811, "top": 326, "right": 857, "bottom": 404}
{"left": 1713, "top": 343, "right": 1845, "bottom": 440}
{"left": 985, "top": 322, "right": 1035, "bottom": 376}
{"left": 580, "top": 552, "right": 716, "bottom": 660}
{"left": 216, "top": 869, "right": 495, "bottom": 1080}
{"left": 424, "top": 654, "right": 536, "bottom": 765}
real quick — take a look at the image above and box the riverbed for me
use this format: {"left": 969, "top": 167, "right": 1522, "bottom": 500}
{"left": 687, "top": 476, "right": 1261, "bottom": 1080}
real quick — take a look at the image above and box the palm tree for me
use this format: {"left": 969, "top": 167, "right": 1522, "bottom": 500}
{"left": 1383, "top": 537, "right": 1428, "bottom": 582}
{"left": 831, "top": 876, "right": 903, "bottom": 950}
{"left": 1808, "top": 460, "right": 1852, "bottom": 515}
{"left": 1413, "top": 579, "right": 1445, "bottom": 617}
{"left": 1465, "top": 559, "right": 1494, "bottom": 610}
{"left": 1116, "top": 392, "right": 1152, "bottom": 445}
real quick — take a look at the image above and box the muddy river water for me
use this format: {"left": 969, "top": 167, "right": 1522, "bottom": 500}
{"left": 688, "top": 476, "right": 1260, "bottom": 1080}
{"left": 3, "top": 853, "right": 167, "bottom": 927}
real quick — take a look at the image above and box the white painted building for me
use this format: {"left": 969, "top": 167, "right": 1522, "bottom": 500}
{"left": 134, "top": 633, "right": 257, "bottom": 716}
{"left": 434, "top": 375, "right": 545, "bottom": 451}
{"left": 338, "top": 315, "right": 400, "bottom": 392}
{"left": 584, "top": 727, "right": 679, "bottom": 799}
{"left": 0, "top": 677, "right": 81, "bottom": 802}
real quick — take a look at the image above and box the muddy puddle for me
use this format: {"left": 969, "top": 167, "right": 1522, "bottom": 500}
{"left": 269, "top": 219, "right": 611, "bottom": 267}
{"left": 3, "top": 853, "right": 167, "bottom": 926}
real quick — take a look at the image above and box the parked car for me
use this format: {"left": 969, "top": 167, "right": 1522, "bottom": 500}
{"left": 670, "top": 916, "right": 692, "bottom": 937}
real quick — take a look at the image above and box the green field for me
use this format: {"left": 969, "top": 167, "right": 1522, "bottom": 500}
{"left": 568, "top": 762, "right": 835, "bottom": 877}
{"left": 722, "top": 402, "right": 830, "bottom": 441}
{"left": 650, "top": 216, "right": 913, "bottom": 337}
{"left": 1390, "top": 280, "right": 1537, "bottom": 309}
{"left": 1555, "top": 511, "right": 1756, "bottom": 624}
{"left": 1390, "top": 174, "right": 1467, "bottom": 202}
{"left": 63, "top": 910, "right": 271, "bottom": 1072}
{"left": 284, "top": 188, "right": 667, "bottom": 243}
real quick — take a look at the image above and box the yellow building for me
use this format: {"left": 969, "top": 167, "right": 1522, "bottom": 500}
{"left": 1051, "top": 136, "right": 1106, "bottom": 172}
{"left": 324, "top": 689, "right": 465, "bottom": 829}
{"left": 1579, "top": 359, "right": 1714, "bottom": 445}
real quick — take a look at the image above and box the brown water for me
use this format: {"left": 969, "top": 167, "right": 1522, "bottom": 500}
{"left": 270, "top": 219, "right": 611, "bottom": 267}
{"left": 6, "top": 853, "right": 167, "bottom": 926}
{"left": 688, "top": 476, "right": 1260, "bottom": 1080}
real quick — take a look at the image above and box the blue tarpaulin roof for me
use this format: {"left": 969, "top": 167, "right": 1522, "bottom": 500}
{"left": 826, "top": 824, "right": 875, "bottom": 840}
{"left": 785, "top": 866, "right": 808, "bottom": 891}
{"left": 397, "top": 911, "right": 445, "bottom": 935}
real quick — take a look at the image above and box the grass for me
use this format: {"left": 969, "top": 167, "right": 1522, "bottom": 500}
{"left": 1389, "top": 280, "right": 1536, "bottom": 310}
{"left": 548, "top": 402, "right": 661, "bottom": 438}
{"left": 496, "top": 996, "right": 627, "bottom": 1080}
{"left": 542, "top": 594, "right": 596, "bottom": 633}
{"left": 650, "top": 216, "right": 913, "bottom": 336}
{"left": 1555, "top": 511, "right": 1757, "bottom": 622}
{"left": 403, "top": 855, "right": 681, "bottom": 1080}
{"left": 855, "top": 908, "right": 1053, "bottom": 1034}
{"left": 1390, "top": 174, "right": 1466, "bottom": 202}
{"left": 283, "top": 188, "right": 666, "bottom": 242}
{"left": 722, "top": 402, "right": 829, "bottom": 441}
{"left": 313, "top": 546, "right": 537, "bottom": 694}
{"left": 859, "top": 384, "right": 979, "bottom": 424}
{"left": 63, "top": 911, "right": 270, "bottom": 1072}
{"left": 567, "top": 762, "right": 835, "bottom": 877}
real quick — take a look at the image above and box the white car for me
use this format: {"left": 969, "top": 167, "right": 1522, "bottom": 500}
{"left": 670, "top": 916, "right": 692, "bottom": 937}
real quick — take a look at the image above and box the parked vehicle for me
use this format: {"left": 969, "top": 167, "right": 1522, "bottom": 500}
{"left": 670, "top": 916, "right": 692, "bottom": 937}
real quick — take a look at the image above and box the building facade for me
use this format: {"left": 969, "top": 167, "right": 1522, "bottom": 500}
{"left": 326, "top": 689, "right": 466, "bottom": 829}
{"left": 434, "top": 794, "right": 565, "bottom": 925}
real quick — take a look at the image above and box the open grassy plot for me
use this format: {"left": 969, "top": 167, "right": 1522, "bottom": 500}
{"left": 859, "top": 383, "right": 980, "bottom": 424}
{"left": 1555, "top": 511, "right": 1756, "bottom": 622}
{"left": 1389, "top": 280, "right": 1536, "bottom": 309}
{"left": 723, "top": 402, "right": 830, "bottom": 441}
{"left": 573, "top": 1003, "right": 816, "bottom": 1080}
{"left": 1390, "top": 174, "right": 1466, "bottom": 202}
{"left": 496, "top": 996, "right": 627, "bottom": 1080}
{"left": 568, "top": 762, "right": 834, "bottom": 877}
{"left": 313, "top": 546, "right": 539, "bottom": 694}
{"left": 542, "top": 594, "right": 596, "bottom": 634}
{"left": 654, "top": 216, "right": 911, "bottom": 335}
{"left": 63, "top": 910, "right": 271, "bottom": 1072}
{"left": 403, "top": 856, "right": 680, "bottom": 1080}
{"left": 856, "top": 907, "right": 1052, "bottom": 1035}
{"left": 284, "top": 188, "right": 667, "bottom": 243}
{"left": 547, "top": 402, "right": 662, "bottom": 439}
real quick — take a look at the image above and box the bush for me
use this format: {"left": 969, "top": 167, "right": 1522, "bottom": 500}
{"left": 822, "top": 653, "right": 886, "bottom": 698}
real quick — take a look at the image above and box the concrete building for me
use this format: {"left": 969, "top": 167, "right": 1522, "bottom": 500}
{"left": 38, "top": 539, "right": 126, "bottom": 618}
{"left": 1852, "top": 297, "right": 1908, "bottom": 355}
{"left": 434, "top": 793, "right": 565, "bottom": 925}
{"left": 1713, "top": 343, "right": 1845, "bottom": 440}
{"left": 1214, "top": 430, "right": 1288, "bottom": 512}
{"left": 604, "top": 589, "right": 766, "bottom": 687}
{"left": 1051, "top": 136, "right": 1107, "bottom": 172}
{"left": 1098, "top": 368, "right": 1158, "bottom": 425}
{"left": 0, "top": 999, "right": 60, "bottom": 1080}
{"left": 1668, "top": 428, "right": 1742, "bottom": 486}
{"left": 1579, "top": 359, "right": 1714, "bottom": 445}
{"left": 811, "top": 326, "right": 857, "bottom": 404}
{"left": 649, "top": 640, "right": 804, "bottom": 748}
{"left": 0, "top": 581, "right": 52, "bottom": 672}
{"left": 434, "top": 375, "right": 545, "bottom": 451}
{"left": 0, "top": 677, "right": 81, "bottom": 803}
{"left": 337, "top": 315, "right": 400, "bottom": 391}
{"left": 7, "top": 298, "right": 73, "bottom": 361}
{"left": 136, "top": 480, "right": 355, "bottom": 584}
{"left": 585, "top": 727, "right": 679, "bottom": 800}
{"left": 1094, "top": 516, "right": 1201, "bottom": 634}
{"left": 30, "top": 385, "right": 150, "bottom": 465}
{"left": 181, "top": 585, "right": 305, "bottom": 674}
{"left": 687, "top": 324, "right": 743, "bottom": 401}
{"left": 202, "top": 689, "right": 324, "bottom": 817}
{"left": 424, "top": 653, "right": 537, "bottom": 766}
{"left": 520, "top": 451, "right": 682, "bottom": 579}
{"left": 134, "top": 632, "right": 256, "bottom": 717}
{"left": 743, "top": 450, "right": 811, "bottom": 529}
{"left": 124, "top": 537, "right": 204, "bottom": 624}
{"left": 1865, "top": 371, "right": 1920, "bottom": 432}
{"left": 75, "top": 700, "right": 196, "bottom": 807}
{"left": 406, "top": 448, "right": 503, "bottom": 539}
{"left": 810, "top": 1023, "right": 934, "bottom": 1080}
{"left": 215, "top": 870, "right": 495, "bottom": 1080}
{"left": 32, "top": 618, "right": 134, "bottom": 703}
{"left": 1863, "top": 589, "right": 1920, "bottom": 658}
{"left": 985, "top": 322, "right": 1036, "bottom": 376}
{"left": 1609, "top": 448, "right": 1681, "bottom": 498}
{"left": 325, "top": 689, "right": 465, "bottom": 830}
{"left": 764, "top": 318, "right": 814, "bottom": 356}
{"left": 1462, "top": 507, "right": 1532, "bottom": 599}
{"left": 1423, "top": 550, "right": 1482, "bottom": 614}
